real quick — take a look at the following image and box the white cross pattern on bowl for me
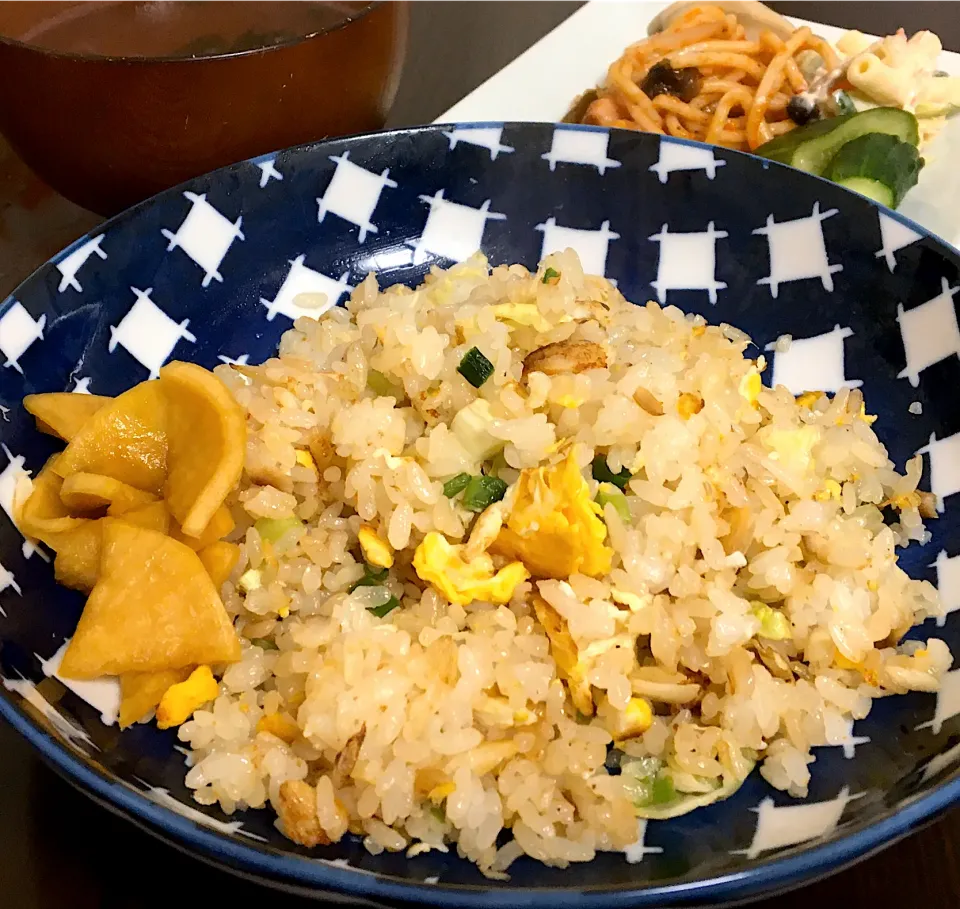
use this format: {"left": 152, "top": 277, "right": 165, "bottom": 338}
{"left": 536, "top": 216, "right": 619, "bottom": 282}
{"left": 754, "top": 202, "right": 842, "bottom": 298}
{"left": 733, "top": 788, "right": 863, "bottom": 860}
{"left": 649, "top": 139, "right": 725, "bottom": 184}
{"left": 648, "top": 221, "right": 728, "bottom": 304}
{"left": 260, "top": 255, "right": 352, "bottom": 323}
{"left": 542, "top": 126, "right": 620, "bottom": 174}
{"left": 317, "top": 150, "right": 398, "bottom": 243}
{"left": 408, "top": 190, "right": 506, "bottom": 265}
{"left": 443, "top": 126, "right": 515, "bottom": 161}
{"left": 55, "top": 234, "right": 107, "bottom": 294}
{"left": 764, "top": 325, "right": 861, "bottom": 395}
{"left": 876, "top": 211, "right": 923, "bottom": 272}
{"left": 161, "top": 191, "right": 245, "bottom": 287}
{"left": 108, "top": 286, "right": 196, "bottom": 379}
{"left": 0, "top": 301, "right": 45, "bottom": 374}
{"left": 896, "top": 277, "right": 960, "bottom": 387}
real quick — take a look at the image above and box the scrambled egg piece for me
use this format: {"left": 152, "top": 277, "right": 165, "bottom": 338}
{"left": 738, "top": 367, "right": 763, "bottom": 408}
{"left": 473, "top": 693, "right": 536, "bottom": 727}
{"left": 834, "top": 649, "right": 879, "bottom": 686}
{"left": 156, "top": 665, "right": 219, "bottom": 730}
{"left": 257, "top": 712, "right": 301, "bottom": 743}
{"left": 613, "top": 697, "right": 654, "bottom": 742}
{"left": 491, "top": 302, "right": 553, "bottom": 333}
{"left": 888, "top": 491, "right": 922, "bottom": 511}
{"left": 459, "top": 740, "right": 519, "bottom": 775}
{"left": 834, "top": 401, "right": 877, "bottom": 427}
{"left": 413, "top": 532, "right": 529, "bottom": 606}
{"left": 428, "top": 781, "right": 456, "bottom": 803}
{"left": 358, "top": 524, "right": 394, "bottom": 568}
{"left": 494, "top": 450, "right": 612, "bottom": 579}
{"left": 758, "top": 425, "right": 820, "bottom": 477}
{"left": 428, "top": 259, "right": 489, "bottom": 307}
{"left": 119, "top": 667, "right": 190, "bottom": 729}
{"left": 676, "top": 393, "right": 703, "bottom": 420}
{"left": 611, "top": 589, "right": 649, "bottom": 611}
{"left": 814, "top": 479, "right": 843, "bottom": 502}
{"left": 295, "top": 449, "right": 318, "bottom": 475}
{"left": 795, "top": 391, "right": 825, "bottom": 409}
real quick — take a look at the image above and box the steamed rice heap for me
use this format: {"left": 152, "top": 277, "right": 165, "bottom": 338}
{"left": 182, "top": 251, "right": 950, "bottom": 874}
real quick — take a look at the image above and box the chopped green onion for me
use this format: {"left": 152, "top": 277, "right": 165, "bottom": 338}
{"left": 368, "top": 595, "right": 401, "bottom": 618}
{"left": 621, "top": 758, "right": 678, "bottom": 808}
{"left": 457, "top": 347, "right": 494, "bottom": 388}
{"left": 649, "top": 774, "right": 676, "bottom": 806}
{"left": 487, "top": 451, "right": 508, "bottom": 478}
{"left": 592, "top": 455, "right": 632, "bottom": 490}
{"left": 751, "top": 602, "right": 791, "bottom": 641}
{"left": 542, "top": 267, "right": 560, "bottom": 285}
{"left": 250, "top": 638, "right": 278, "bottom": 651}
{"left": 462, "top": 475, "right": 508, "bottom": 513}
{"left": 349, "top": 564, "right": 389, "bottom": 593}
{"left": 367, "top": 369, "right": 402, "bottom": 398}
{"left": 254, "top": 516, "right": 304, "bottom": 544}
{"left": 619, "top": 756, "right": 663, "bottom": 805}
{"left": 451, "top": 399, "right": 504, "bottom": 461}
{"left": 428, "top": 804, "right": 446, "bottom": 822}
{"left": 442, "top": 473, "right": 471, "bottom": 498}
{"left": 596, "top": 483, "right": 630, "bottom": 523}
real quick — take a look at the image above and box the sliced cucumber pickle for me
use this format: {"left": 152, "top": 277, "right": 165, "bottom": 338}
{"left": 756, "top": 107, "right": 920, "bottom": 176}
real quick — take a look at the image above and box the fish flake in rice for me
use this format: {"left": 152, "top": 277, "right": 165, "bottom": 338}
{"left": 176, "top": 251, "right": 951, "bottom": 875}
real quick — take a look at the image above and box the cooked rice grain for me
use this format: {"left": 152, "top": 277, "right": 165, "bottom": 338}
{"left": 178, "top": 251, "right": 948, "bottom": 874}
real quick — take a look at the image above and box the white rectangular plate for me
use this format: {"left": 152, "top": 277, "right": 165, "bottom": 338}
{"left": 437, "top": 1, "right": 960, "bottom": 248}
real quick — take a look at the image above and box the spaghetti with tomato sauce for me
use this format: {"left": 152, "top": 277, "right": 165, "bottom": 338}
{"left": 577, "top": 4, "right": 840, "bottom": 151}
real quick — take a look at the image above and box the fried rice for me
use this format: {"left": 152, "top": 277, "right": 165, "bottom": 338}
{"left": 177, "top": 250, "right": 950, "bottom": 875}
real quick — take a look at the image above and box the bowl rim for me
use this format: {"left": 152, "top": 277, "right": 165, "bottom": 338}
{"left": 0, "top": 0, "right": 385, "bottom": 64}
{"left": 2, "top": 121, "right": 960, "bottom": 907}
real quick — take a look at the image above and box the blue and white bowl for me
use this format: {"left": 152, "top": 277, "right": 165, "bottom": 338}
{"left": 1, "top": 123, "right": 959, "bottom": 907}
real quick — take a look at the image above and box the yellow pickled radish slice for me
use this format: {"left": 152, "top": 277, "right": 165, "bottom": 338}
{"left": 19, "top": 457, "right": 89, "bottom": 544}
{"left": 53, "top": 381, "right": 167, "bottom": 494}
{"left": 59, "top": 472, "right": 157, "bottom": 515}
{"left": 198, "top": 540, "right": 241, "bottom": 588}
{"left": 50, "top": 502, "right": 172, "bottom": 593}
{"left": 23, "top": 392, "right": 111, "bottom": 442}
{"left": 159, "top": 361, "right": 245, "bottom": 538}
{"left": 50, "top": 521, "right": 101, "bottom": 592}
{"left": 170, "top": 504, "right": 235, "bottom": 551}
{"left": 58, "top": 520, "right": 241, "bottom": 679}
{"left": 119, "top": 667, "right": 192, "bottom": 729}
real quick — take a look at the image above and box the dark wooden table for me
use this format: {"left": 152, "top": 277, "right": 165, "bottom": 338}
{"left": 3, "top": 3, "right": 960, "bottom": 907}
